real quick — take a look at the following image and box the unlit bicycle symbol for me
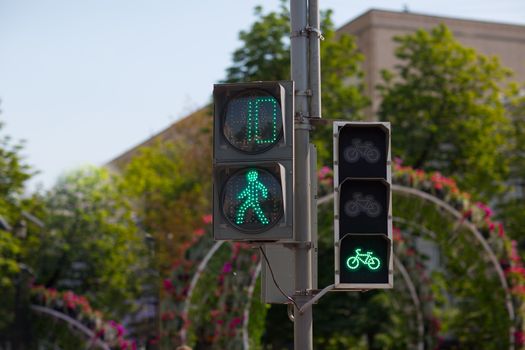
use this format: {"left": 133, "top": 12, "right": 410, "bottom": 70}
{"left": 344, "top": 139, "right": 380, "bottom": 163}
{"left": 344, "top": 193, "right": 381, "bottom": 217}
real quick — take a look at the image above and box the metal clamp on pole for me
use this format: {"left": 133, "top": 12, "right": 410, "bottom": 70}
{"left": 294, "top": 113, "right": 313, "bottom": 130}
{"left": 298, "top": 284, "right": 335, "bottom": 314}
{"left": 306, "top": 26, "right": 324, "bottom": 40}
{"left": 295, "top": 89, "right": 312, "bottom": 96}
{"left": 290, "top": 28, "right": 309, "bottom": 38}
{"left": 290, "top": 26, "right": 324, "bottom": 40}
{"left": 282, "top": 241, "right": 313, "bottom": 250}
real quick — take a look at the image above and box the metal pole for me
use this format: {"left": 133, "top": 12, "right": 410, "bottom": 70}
{"left": 309, "top": 0, "right": 321, "bottom": 119}
{"left": 290, "top": 0, "right": 313, "bottom": 349}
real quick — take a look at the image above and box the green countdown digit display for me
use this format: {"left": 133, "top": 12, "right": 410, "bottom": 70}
{"left": 223, "top": 90, "right": 283, "bottom": 154}
{"left": 221, "top": 168, "right": 283, "bottom": 232}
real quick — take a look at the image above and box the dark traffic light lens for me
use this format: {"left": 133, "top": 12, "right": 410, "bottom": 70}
{"left": 221, "top": 167, "right": 283, "bottom": 232}
{"left": 223, "top": 90, "right": 283, "bottom": 154}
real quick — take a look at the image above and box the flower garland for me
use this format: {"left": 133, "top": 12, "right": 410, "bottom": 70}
{"left": 157, "top": 161, "right": 524, "bottom": 348}
{"left": 321, "top": 160, "right": 525, "bottom": 346}
{"left": 159, "top": 213, "right": 262, "bottom": 349}
{"left": 393, "top": 161, "right": 525, "bottom": 347}
{"left": 30, "top": 285, "right": 136, "bottom": 349}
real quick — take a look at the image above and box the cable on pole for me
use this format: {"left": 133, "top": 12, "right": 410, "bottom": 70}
{"left": 259, "top": 246, "right": 300, "bottom": 310}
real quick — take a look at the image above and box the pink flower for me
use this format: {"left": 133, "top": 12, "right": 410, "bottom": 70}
{"left": 507, "top": 266, "right": 525, "bottom": 276}
{"left": 487, "top": 220, "right": 495, "bottom": 232}
{"left": 161, "top": 312, "right": 175, "bottom": 321}
{"left": 510, "top": 240, "right": 521, "bottom": 263}
{"left": 222, "top": 262, "right": 233, "bottom": 273}
{"left": 95, "top": 328, "right": 105, "bottom": 338}
{"left": 193, "top": 228, "right": 205, "bottom": 236}
{"left": 163, "top": 279, "right": 174, "bottom": 292}
{"left": 210, "top": 309, "right": 221, "bottom": 318}
{"left": 476, "top": 202, "right": 493, "bottom": 218}
{"left": 515, "top": 331, "right": 525, "bottom": 346}
{"left": 116, "top": 324, "right": 125, "bottom": 337}
{"left": 511, "top": 286, "right": 525, "bottom": 295}
{"left": 462, "top": 209, "right": 472, "bottom": 219}
{"left": 498, "top": 223, "right": 505, "bottom": 237}
{"left": 392, "top": 227, "right": 403, "bottom": 242}
{"left": 229, "top": 317, "right": 243, "bottom": 329}
{"left": 318, "top": 166, "right": 331, "bottom": 180}
{"left": 202, "top": 214, "right": 213, "bottom": 224}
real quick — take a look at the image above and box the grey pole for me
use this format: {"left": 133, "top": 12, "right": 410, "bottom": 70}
{"left": 309, "top": 0, "right": 322, "bottom": 119}
{"left": 290, "top": 0, "right": 314, "bottom": 349}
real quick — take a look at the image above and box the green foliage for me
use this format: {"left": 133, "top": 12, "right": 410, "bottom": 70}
{"left": 393, "top": 188, "right": 512, "bottom": 348}
{"left": 31, "top": 166, "right": 147, "bottom": 318}
{"left": 0, "top": 122, "right": 33, "bottom": 217}
{"left": 378, "top": 24, "right": 512, "bottom": 199}
{"left": 225, "top": 2, "right": 290, "bottom": 82}
{"left": 247, "top": 279, "right": 267, "bottom": 350}
{"left": 497, "top": 85, "right": 525, "bottom": 243}
{"left": 121, "top": 138, "right": 211, "bottom": 274}
{"left": 186, "top": 243, "right": 258, "bottom": 349}
{"left": 0, "top": 120, "right": 35, "bottom": 330}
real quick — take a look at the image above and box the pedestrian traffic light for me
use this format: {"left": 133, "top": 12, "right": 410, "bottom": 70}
{"left": 333, "top": 121, "right": 393, "bottom": 289}
{"left": 213, "top": 81, "right": 294, "bottom": 241}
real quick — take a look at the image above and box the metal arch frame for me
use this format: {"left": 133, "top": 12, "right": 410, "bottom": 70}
{"left": 181, "top": 184, "right": 516, "bottom": 349}
{"left": 320, "top": 185, "right": 516, "bottom": 349}
{"left": 392, "top": 185, "right": 516, "bottom": 333}
{"left": 394, "top": 256, "right": 425, "bottom": 350}
{"left": 30, "top": 305, "right": 110, "bottom": 350}
{"left": 180, "top": 240, "right": 224, "bottom": 344}
{"left": 242, "top": 262, "right": 262, "bottom": 349}
{"left": 180, "top": 241, "right": 263, "bottom": 348}
{"left": 181, "top": 222, "right": 426, "bottom": 350}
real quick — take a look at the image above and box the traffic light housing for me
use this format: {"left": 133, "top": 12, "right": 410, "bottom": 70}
{"left": 213, "top": 81, "right": 294, "bottom": 241}
{"left": 333, "top": 121, "right": 393, "bottom": 289}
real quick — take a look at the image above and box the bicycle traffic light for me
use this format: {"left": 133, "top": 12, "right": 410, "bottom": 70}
{"left": 213, "top": 81, "right": 294, "bottom": 241}
{"left": 333, "top": 121, "right": 393, "bottom": 289}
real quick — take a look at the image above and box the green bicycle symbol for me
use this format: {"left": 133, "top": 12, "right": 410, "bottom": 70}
{"left": 346, "top": 248, "right": 381, "bottom": 271}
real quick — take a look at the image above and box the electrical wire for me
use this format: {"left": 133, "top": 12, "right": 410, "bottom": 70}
{"left": 258, "top": 246, "right": 299, "bottom": 310}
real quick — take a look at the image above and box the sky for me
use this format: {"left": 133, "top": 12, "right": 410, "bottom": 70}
{"left": 1, "top": 0, "right": 524, "bottom": 190}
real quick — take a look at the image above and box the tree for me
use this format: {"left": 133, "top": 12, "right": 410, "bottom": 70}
{"left": 497, "top": 85, "right": 525, "bottom": 244}
{"left": 120, "top": 110, "right": 212, "bottom": 276}
{"left": 0, "top": 117, "right": 42, "bottom": 340}
{"left": 225, "top": 2, "right": 290, "bottom": 82}
{"left": 224, "top": 1, "right": 369, "bottom": 163}
{"left": 377, "top": 24, "right": 513, "bottom": 199}
{"left": 31, "top": 166, "right": 148, "bottom": 318}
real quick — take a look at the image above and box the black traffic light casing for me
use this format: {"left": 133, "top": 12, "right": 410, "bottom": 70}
{"left": 213, "top": 81, "right": 294, "bottom": 241}
{"left": 333, "top": 121, "right": 393, "bottom": 289}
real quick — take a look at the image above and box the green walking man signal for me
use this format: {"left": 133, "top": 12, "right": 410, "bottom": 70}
{"left": 235, "top": 169, "right": 270, "bottom": 225}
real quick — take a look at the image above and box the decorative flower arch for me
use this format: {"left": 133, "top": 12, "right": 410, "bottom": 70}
{"left": 30, "top": 286, "right": 136, "bottom": 349}
{"left": 32, "top": 163, "right": 523, "bottom": 349}
{"left": 129, "top": 164, "right": 525, "bottom": 349}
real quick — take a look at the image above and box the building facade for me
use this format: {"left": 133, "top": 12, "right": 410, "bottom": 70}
{"left": 339, "top": 9, "right": 525, "bottom": 116}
